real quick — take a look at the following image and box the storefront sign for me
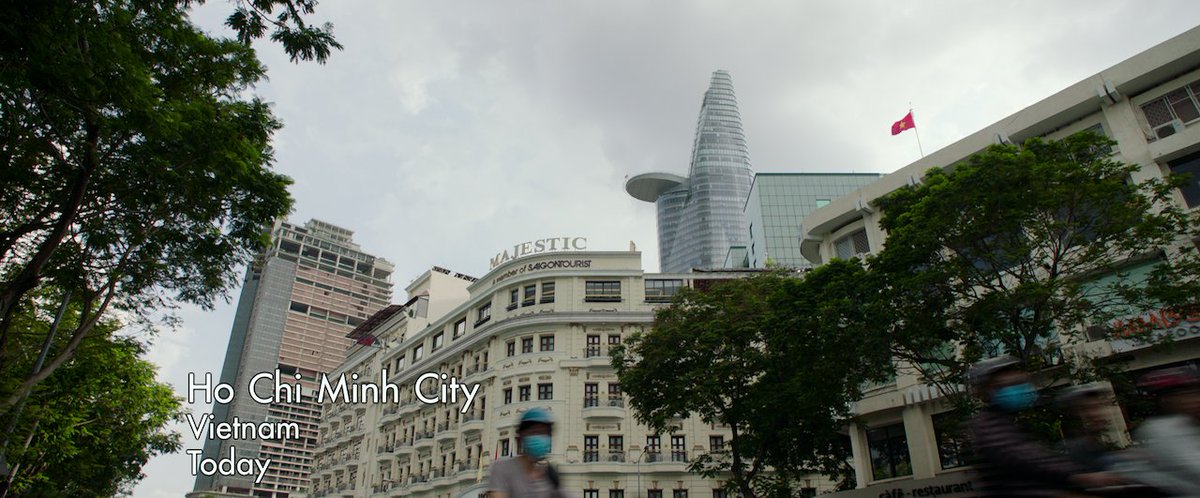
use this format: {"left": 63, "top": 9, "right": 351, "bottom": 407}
{"left": 1109, "top": 308, "right": 1200, "bottom": 353}
{"left": 490, "top": 237, "right": 587, "bottom": 269}
{"left": 828, "top": 474, "right": 977, "bottom": 498}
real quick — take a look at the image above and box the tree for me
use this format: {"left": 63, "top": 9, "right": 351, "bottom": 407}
{"left": 870, "top": 132, "right": 1200, "bottom": 401}
{"left": 0, "top": 0, "right": 342, "bottom": 413}
{"left": 612, "top": 267, "right": 893, "bottom": 497}
{"left": 1, "top": 287, "right": 182, "bottom": 497}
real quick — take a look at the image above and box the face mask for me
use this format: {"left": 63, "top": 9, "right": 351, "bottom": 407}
{"left": 993, "top": 382, "right": 1038, "bottom": 412}
{"left": 523, "top": 434, "right": 551, "bottom": 459}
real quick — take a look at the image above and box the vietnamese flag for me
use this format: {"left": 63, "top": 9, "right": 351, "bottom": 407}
{"left": 891, "top": 111, "right": 915, "bottom": 135}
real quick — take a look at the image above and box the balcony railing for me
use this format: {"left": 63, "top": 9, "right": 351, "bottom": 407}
{"left": 608, "top": 452, "right": 626, "bottom": 462}
{"left": 607, "top": 396, "right": 624, "bottom": 407}
{"left": 643, "top": 451, "right": 662, "bottom": 463}
{"left": 583, "top": 450, "right": 600, "bottom": 462}
{"left": 671, "top": 451, "right": 688, "bottom": 462}
{"left": 585, "top": 346, "right": 603, "bottom": 358}
{"left": 583, "top": 396, "right": 600, "bottom": 408}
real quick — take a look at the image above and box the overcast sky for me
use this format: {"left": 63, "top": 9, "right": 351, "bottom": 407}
{"left": 134, "top": 2, "right": 1200, "bottom": 496}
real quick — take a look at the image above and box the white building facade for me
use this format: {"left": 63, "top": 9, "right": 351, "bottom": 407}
{"left": 799, "top": 26, "right": 1200, "bottom": 497}
{"left": 310, "top": 248, "right": 819, "bottom": 498}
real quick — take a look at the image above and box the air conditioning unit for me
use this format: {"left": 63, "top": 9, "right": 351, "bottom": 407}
{"left": 1153, "top": 119, "right": 1185, "bottom": 140}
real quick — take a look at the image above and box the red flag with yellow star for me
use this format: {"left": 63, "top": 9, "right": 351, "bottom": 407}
{"left": 891, "top": 111, "right": 915, "bottom": 135}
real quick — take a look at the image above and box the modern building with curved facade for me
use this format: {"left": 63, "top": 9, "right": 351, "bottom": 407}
{"left": 308, "top": 246, "right": 827, "bottom": 498}
{"left": 800, "top": 26, "right": 1200, "bottom": 497}
{"left": 627, "top": 70, "right": 755, "bottom": 273}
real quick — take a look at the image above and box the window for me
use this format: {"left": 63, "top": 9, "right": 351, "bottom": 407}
{"left": 508, "top": 289, "right": 519, "bottom": 310}
{"left": 645, "top": 279, "right": 683, "bottom": 303}
{"left": 712, "top": 490, "right": 727, "bottom": 498}
{"left": 521, "top": 337, "right": 534, "bottom": 354}
{"left": 506, "top": 340, "right": 516, "bottom": 357}
{"left": 538, "top": 383, "right": 553, "bottom": 400}
{"left": 413, "top": 345, "right": 423, "bottom": 362}
{"left": 609, "top": 435, "right": 624, "bottom": 454}
{"left": 500, "top": 439, "right": 510, "bottom": 457}
{"left": 816, "top": 198, "right": 831, "bottom": 208}
{"left": 432, "top": 332, "right": 444, "bottom": 351}
{"left": 1141, "top": 80, "right": 1200, "bottom": 139}
{"left": 584, "top": 383, "right": 599, "bottom": 407}
{"left": 583, "top": 435, "right": 600, "bottom": 462}
{"left": 394, "top": 355, "right": 405, "bottom": 373}
{"left": 648, "top": 491, "right": 663, "bottom": 498}
{"left": 867, "top": 423, "right": 913, "bottom": 480}
{"left": 523, "top": 285, "right": 536, "bottom": 306}
{"left": 608, "top": 383, "right": 622, "bottom": 407}
{"left": 646, "top": 435, "right": 661, "bottom": 461}
{"left": 584, "top": 280, "right": 622, "bottom": 302}
{"left": 834, "top": 229, "right": 870, "bottom": 259}
{"left": 586, "top": 335, "right": 601, "bottom": 357}
{"left": 709, "top": 435, "right": 725, "bottom": 453}
{"left": 454, "top": 318, "right": 466, "bottom": 339}
{"left": 584, "top": 490, "right": 599, "bottom": 498}
{"left": 540, "top": 335, "right": 555, "bottom": 352}
{"left": 476, "top": 303, "right": 491, "bottom": 325}
{"left": 289, "top": 301, "right": 309, "bottom": 313}
{"left": 610, "top": 491, "right": 625, "bottom": 498}
{"left": 671, "top": 435, "right": 687, "bottom": 462}
{"left": 673, "top": 491, "right": 688, "bottom": 498}
{"left": 503, "top": 388, "right": 512, "bottom": 405}
{"left": 932, "top": 412, "right": 973, "bottom": 470}
{"left": 519, "top": 385, "right": 531, "bottom": 402}
{"left": 540, "top": 281, "right": 556, "bottom": 303}
{"left": 1169, "top": 153, "right": 1200, "bottom": 208}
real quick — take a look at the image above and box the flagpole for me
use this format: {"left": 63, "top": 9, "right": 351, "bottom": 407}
{"left": 910, "top": 103, "right": 925, "bottom": 158}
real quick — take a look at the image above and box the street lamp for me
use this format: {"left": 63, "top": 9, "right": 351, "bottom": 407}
{"left": 633, "top": 447, "right": 650, "bottom": 498}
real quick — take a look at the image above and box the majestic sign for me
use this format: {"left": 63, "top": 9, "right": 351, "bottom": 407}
{"left": 490, "top": 237, "right": 587, "bottom": 269}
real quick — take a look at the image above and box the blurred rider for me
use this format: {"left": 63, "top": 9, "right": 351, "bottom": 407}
{"left": 969, "top": 356, "right": 1126, "bottom": 496}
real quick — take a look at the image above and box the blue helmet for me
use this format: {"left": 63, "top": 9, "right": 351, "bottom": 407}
{"left": 519, "top": 407, "right": 554, "bottom": 431}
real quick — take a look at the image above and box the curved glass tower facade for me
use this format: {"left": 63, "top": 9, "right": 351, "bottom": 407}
{"left": 626, "top": 70, "right": 754, "bottom": 272}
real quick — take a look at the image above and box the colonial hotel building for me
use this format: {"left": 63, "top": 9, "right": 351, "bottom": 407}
{"left": 800, "top": 26, "right": 1200, "bottom": 496}
{"left": 308, "top": 246, "right": 776, "bottom": 498}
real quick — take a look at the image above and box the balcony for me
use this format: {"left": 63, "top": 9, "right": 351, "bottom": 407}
{"left": 607, "top": 452, "right": 626, "bottom": 462}
{"left": 642, "top": 451, "right": 663, "bottom": 463}
{"left": 583, "top": 450, "right": 600, "bottom": 463}
{"left": 584, "top": 346, "right": 604, "bottom": 358}
{"left": 582, "top": 396, "right": 624, "bottom": 419}
{"left": 461, "top": 411, "right": 485, "bottom": 433}
{"left": 456, "top": 461, "right": 473, "bottom": 474}
{"left": 464, "top": 364, "right": 491, "bottom": 380}
{"left": 670, "top": 451, "right": 688, "bottom": 463}
{"left": 414, "top": 431, "right": 435, "bottom": 449}
{"left": 436, "top": 423, "right": 457, "bottom": 442}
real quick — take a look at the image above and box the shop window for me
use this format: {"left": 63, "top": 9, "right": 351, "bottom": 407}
{"left": 867, "top": 423, "right": 913, "bottom": 480}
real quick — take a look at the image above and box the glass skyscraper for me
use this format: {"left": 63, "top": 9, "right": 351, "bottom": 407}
{"left": 626, "top": 70, "right": 755, "bottom": 273}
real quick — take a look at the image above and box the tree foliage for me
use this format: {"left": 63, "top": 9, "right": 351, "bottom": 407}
{"left": 1, "top": 287, "right": 183, "bottom": 496}
{"left": 612, "top": 266, "right": 893, "bottom": 497}
{"left": 870, "top": 132, "right": 1200, "bottom": 394}
{"left": 0, "top": 0, "right": 323, "bottom": 413}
